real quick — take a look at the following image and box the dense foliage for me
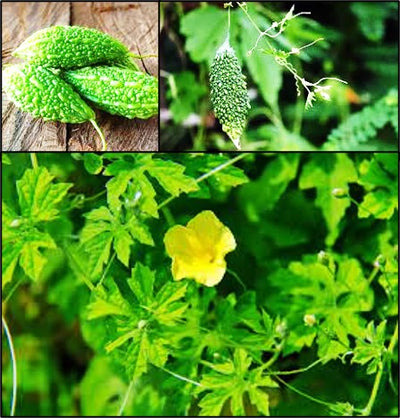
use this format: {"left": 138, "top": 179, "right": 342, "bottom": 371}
{"left": 160, "top": 1, "right": 398, "bottom": 151}
{"left": 1, "top": 152, "right": 398, "bottom": 416}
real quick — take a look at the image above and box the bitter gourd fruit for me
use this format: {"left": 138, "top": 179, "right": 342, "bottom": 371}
{"left": 62, "top": 66, "right": 158, "bottom": 119}
{"left": 12, "top": 26, "right": 138, "bottom": 70}
{"left": 3, "top": 63, "right": 95, "bottom": 123}
{"left": 209, "top": 38, "right": 250, "bottom": 150}
{"left": 3, "top": 63, "right": 107, "bottom": 151}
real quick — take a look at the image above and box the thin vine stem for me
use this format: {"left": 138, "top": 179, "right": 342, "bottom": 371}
{"left": 274, "top": 374, "right": 334, "bottom": 409}
{"left": 90, "top": 119, "right": 107, "bottom": 152}
{"left": 157, "top": 364, "right": 202, "bottom": 387}
{"left": 226, "top": 268, "right": 246, "bottom": 291}
{"left": 30, "top": 153, "right": 38, "bottom": 170}
{"left": 84, "top": 190, "right": 107, "bottom": 203}
{"left": 266, "top": 357, "right": 324, "bottom": 376}
{"left": 2, "top": 315, "right": 17, "bottom": 417}
{"left": 118, "top": 380, "right": 134, "bottom": 416}
{"left": 99, "top": 252, "right": 116, "bottom": 286}
{"left": 3, "top": 278, "right": 24, "bottom": 304}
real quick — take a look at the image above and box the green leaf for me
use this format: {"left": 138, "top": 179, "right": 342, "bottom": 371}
{"left": 80, "top": 355, "right": 128, "bottom": 416}
{"left": 81, "top": 206, "right": 155, "bottom": 275}
{"left": 299, "top": 154, "right": 358, "bottom": 245}
{"left": 113, "top": 228, "right": 134, "bottom": 266}
{"left": 83, "top": 153, "right": 103, "bottom": 174}
{"left": 128, "top": 330, "right": 150, "bottom": 380}
{"left": 352, "top": 320, "right": 386, "bottom": 374}
{"left": 147, "top": 159, "right": 199, "bottom": 197}
{"left": 248, "top": 387, "right": 271, "bottom": 416}
{"left": 16, "top": 167, "right": 72, "bottom": 223}
{"left": 2, "top": 154, "right": 11, "bottom": 165}
{"left": 2, "top": 165, "right": 70, "bottom": 285}
{"left": 126, "top": 215, "right": 154, "bottom": 246}
{"left": 350, "top": 2, "right": 393, "bottom": 42}
{"left": 2, "top": 202, "right": 56, "bottom": 285}
{"left": 86, "top": 277, "right": 132, "bottom": 320}
{"left": 198, "top": 154, "right": 249, "bottom": 189}
{"left": 19, "top": 233, "right": 55, "bottom": 281}
{"left": 128, "top": 262, "right": 156, "bottom": 305}
{"left": 358, "top": 189, "right": 397, "bottom": 219}
{"left": 358, "top": 154, "right": 398, "bottom": 219}
{"left": 239, "top": 154, "right": 299, "bottom": 221}
{"left": 167, "top": 71, "right": 207, "bottom": 123}
{"left": 196, "top": 348, "right": 277, "bottom": 416}
{"left": 106, "top": 170, "right": 134, "bottom": 214}
{"left": 152, "top": 282, "right": 189, "bottom": 325}
{"left": 329, "top": 401, "right": 355, "bottom": 416}
{"left": 198, "top": 390, "right": 230, "bottom": 416}
{"left": 180, "top": 5, "right": 227, "bottom": 64}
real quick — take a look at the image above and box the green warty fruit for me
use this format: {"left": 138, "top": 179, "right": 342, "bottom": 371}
{"left": 209, "top": 39, "right": 250, "bottom": 149}
{"left": 12, "top": 26, "right": 138, "bottom": 70}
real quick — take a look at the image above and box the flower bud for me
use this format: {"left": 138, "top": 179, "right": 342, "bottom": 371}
{"left": 318, "top": 250, "right": 330, "bottom": 266}
{"left": 332, "top": 188, "right": 348, "bottom": 198}
{"left": 304, "top": 314, "right": 317, "bottom": 327}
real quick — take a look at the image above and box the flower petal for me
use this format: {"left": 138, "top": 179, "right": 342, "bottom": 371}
{"left": 172, "top": 257, "right": 227, "bottom": 287}
{"left": 187, "top": 211, "right": 236, "bottom": 256}
{"left": 164, "top": 225, "right": 203, "bottom": 260}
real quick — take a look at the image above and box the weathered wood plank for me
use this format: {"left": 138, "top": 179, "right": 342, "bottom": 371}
{"left": 2, "top": 2, "right": 69, "bottom": 151}
{"left": 69, "top": 2, "right": 159, "bottom": 151}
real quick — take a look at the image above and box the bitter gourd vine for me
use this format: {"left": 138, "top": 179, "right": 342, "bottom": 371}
{"left": 210, "top": 37, "right": 250, "bottom": 150}
{"left": 12, "top": 26, "right": 139, "bottom": 70}
{"left": 62, "top": 66, "right": 158, "bottom": 119}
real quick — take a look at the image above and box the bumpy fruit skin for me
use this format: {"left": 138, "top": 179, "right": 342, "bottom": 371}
{"left": 3, "top": 64, "right": 95, "bottom": 123}
{"left": 12, "top": 26, "right": 137, "bottom": 70}
{"left": 62, "top": 66, "right": 158, "bottom": 119}
{"left": 209, "top": 41, "right": 250, "bottom": 149}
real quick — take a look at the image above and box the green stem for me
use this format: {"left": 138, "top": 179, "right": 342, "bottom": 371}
{"left": 30, "top": 153, "right": 38, "bottom": 170}
{"left": 238, "top": 2, "right": 262, "bottom": 35}
{"left": 99, "top": 252, "right": 116, "bottom": 286}
{"left": 274, "top": 374, "right": 333, "bottom": 408}
{"left": 226, "top": 268, "right": 246, "bottom": 291}
{"left": 90, "top": 120, "right": 107, "bottom": 151}
{"left": 227, "top": 4, "right": 231, "bottom": 36}
{"left": 195, "top": 153, "right": 248, "bottom": 183}
{"left": 84, "top": 190, "right": 107, "bottom": 203}
{"left": 118, "top": 380, "right": 134, "bottom": 416}
{"left": 349, "top": 197, "right": 375, "bottom": 217}
{"left": 266, "top": 357, "right": 324, "bottom": 376}
{"left": 361, "top": 363, "right": 384, "bottom": 416}
{"left": 161, "top": 207, "right": 175, "bottom": 227}
{"left": 3, "top": 278, "right": 24, "bottom": 304}
{"left": 157, "top": 364, "right": 202, "bottom": 387}
{"left": 2, "top": 315, "right": 17, "bottom": 416}
{"left": 262, "top": 350, "right": 281, "bottom": 370}
{"left": 63, "top": 244, "right": 95, "bottom": 292}
{"left": 361, "top": 321, "right": 398, "bottom": 416}
{"left": 157, "top": 153, "right": 249, "bottom": 210}
{"left": 387, "top": 321, "right": 398, "bottom": 356}
{"left": 367, "top": 266, "right": 379, "bottom": 285}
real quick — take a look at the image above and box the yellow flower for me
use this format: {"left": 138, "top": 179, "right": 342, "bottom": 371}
{"left": 164, "top": 210, "right": 236, "bottom": 287}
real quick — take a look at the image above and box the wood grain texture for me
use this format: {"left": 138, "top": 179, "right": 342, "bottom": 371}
{"left": 2, "top": 1, "right": 159, "bottom": 152}
{"left": 2, "top": 2, "right": 69, "bottom": 151}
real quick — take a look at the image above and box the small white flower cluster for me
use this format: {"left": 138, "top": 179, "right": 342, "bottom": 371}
{"left": 237, "top": 2, "right": 348, "bottom": 108}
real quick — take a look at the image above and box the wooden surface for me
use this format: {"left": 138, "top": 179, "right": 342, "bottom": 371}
{"left": 2, "top": 2, "right": 159, "bottom": 151}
